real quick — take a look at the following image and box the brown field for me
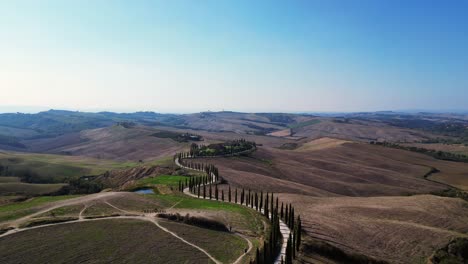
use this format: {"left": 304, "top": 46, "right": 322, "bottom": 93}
{"left": 289, "top": 119, "right": 434, "bottom": 142}
{"left": 268, "top": 128, "right": 292, "bottom": 137}
{"left": 277, "top": 193, "right": 468, "bottom": 264}
{"left": 160, "top": 220, "right": 249, "bottom": 263}
{"left": 0, "top": 219, "right": 213, "bottom": 264}
{"left": 193, "top": 141, "right": 466, "bottom": 196}
{"left": 22, "top": 125, "right": 187, "bottom": 161}
{"left": 295, "top": 137, "right": 350, "bottom": 152}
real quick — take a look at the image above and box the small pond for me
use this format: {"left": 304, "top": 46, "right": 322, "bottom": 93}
{"left": 134, "top": 188, "right": 155, "bottom": 194}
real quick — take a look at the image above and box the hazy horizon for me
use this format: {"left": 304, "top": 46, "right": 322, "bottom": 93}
{"left": 1, "top": 1, "right": 467, "bottom": 112}
{"left": 1, "top": 105, "right": 468, "bottom": 115}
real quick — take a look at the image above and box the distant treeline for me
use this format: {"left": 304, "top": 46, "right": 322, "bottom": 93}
{"left": 371, "top": 141, "right": 468, "bottom": 163}
{"left": 431, "top": 189, "right": 468, "bottom": 202}
{"left": 151, "top": 131, "right": 203, "bottom": 142}
{"left": 421, "top": 137, "right": 468, "bottom": 146}
{"left": 187, "top": 139, "right": 256, "bottom": 157}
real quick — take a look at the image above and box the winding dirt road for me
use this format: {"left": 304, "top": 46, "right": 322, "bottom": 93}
{"left": 176, "top": 157, "right": 291, "bottom": 264}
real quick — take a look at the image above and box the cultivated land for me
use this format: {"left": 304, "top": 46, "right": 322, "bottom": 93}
{"left": 1, "top": 110, "right": 468, "bottom": 263}
{"left": 0, "top": 181, "right": 266, "bottom": 263}
{"left": 0, "top": 219, "right": 213, "bottom": 264}
{"left": 278, "top": 193, "right": 468, "bottom": 264}
{"left": 192, "top": 142, "right": 461, "bottom": 196}
{"left": 0, "top": 151, "right": 139, "bottom": 182}
{"left": 21, "top": 125, "right": 187, "bottom": 161}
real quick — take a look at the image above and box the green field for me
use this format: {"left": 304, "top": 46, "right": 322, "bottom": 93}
{"left": 82, "top": 202, "right": 122, "bottom": 218}
{"left": 35, "top": 204, "right": 84, "bottom": 218}
{"left": 0, "top": 195, "right": 80, "bottom": 222}
{"left": 137, "top": 175, "right": 188, "bottom": 187}
{"left": 0, "top": 152, "right": 139, "bottom": 183}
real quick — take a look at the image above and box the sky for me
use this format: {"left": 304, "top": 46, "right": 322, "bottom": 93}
{"left": 0, "top": 0, "right": 467, "bottom": 113}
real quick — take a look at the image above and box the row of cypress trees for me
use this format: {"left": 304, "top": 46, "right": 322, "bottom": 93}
{"left": 176, "top": 153, "right": 302, "bottom": 264}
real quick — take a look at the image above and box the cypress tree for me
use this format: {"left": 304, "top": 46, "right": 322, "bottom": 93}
{"left": 259, "top": 191, "right": 263, "bottom": 212}
{"left": 255, "top": 248, "right": 260, "bottom": 264}
{"left": 263, "top": 242, "right": 268, "bottom": 264}
{"left": 286, "top": 233, "right": 293, "bottom": 264}
{"left": 235, "top": 188, "right": 238, "bottom": 204}
{"left": 197, "top": 184, "right": 200, "bottom": 197}
{"left": 203, "top": 184, "right": 206, "bottom": 199}
{"left": 265, "top": 193, "right": 269, "bottom": 219}
{"left": 290, "top": 206, "right": 294, "bottom": 230}
{"left": 270, "top": 193, "right": 274, "bottom": 216}
{"left": 292, "top": 232, "right": 296, "bottom": 259}
{"left": 209, "top": 184, "right": 212, "bottom": 199}
{"left": 255, "top": 192, "right": 258, "bottom": 211}
{"left": 285, "top": 204, "right": 289, "bottom": 225}
{"left": 296, "top": 215, "right": 301, "bottom": 251}
{"left": 280, "top": 202, "right": 284, "bottom": 219}
{"left": 215, "top": 185, "right": 219, "bottom": 201}
{"left": 228, "top": 185, "right": 231, "bottom": 202}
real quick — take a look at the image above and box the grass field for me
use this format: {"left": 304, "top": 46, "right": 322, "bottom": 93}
{"left": 82, "top": 202, "right": 122, "bottom": 218}
{"left": 0, "top": 177, "right": 20, "bottom": 183}
{"left": 0, "top": 152, "right": 139, "bottom": 183}
{"left": 0, "top": 182, "right": 67, "bottom": 196}
{"left": 0, "top": 219, "right": 213, "bottom": 264}
{"left": 0, "top": 195, "right": 80, "bottom": 222}
{"left": 137, "top": 175, "right": 188, "bottom": 187}
{"left": 35, "top": 204, "right": 84, "bottom": 218}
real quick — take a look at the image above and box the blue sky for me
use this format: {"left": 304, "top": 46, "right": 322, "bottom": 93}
{"left": 0, "top": 0, "right": 467, "bottom": 113}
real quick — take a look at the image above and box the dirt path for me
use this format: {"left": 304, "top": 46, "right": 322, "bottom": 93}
{"left": 0, "top": 201, "right": 222, "bottom": 264}
{"left": 232, "top": 233, "right": 253, "bottom": 264}
{"left": 78, "top": 205, "right": 88, "bottom": 220}
{"left": 9, "top": 192, "right": 127, "bottom": 227}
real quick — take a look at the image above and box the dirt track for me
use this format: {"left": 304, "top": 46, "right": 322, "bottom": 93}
{"left": 1, "top": 198, "right": 223, "bottom": 264}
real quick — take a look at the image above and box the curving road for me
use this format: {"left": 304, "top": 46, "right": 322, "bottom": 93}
{"left": 176, "top": 157, "right": 291, "bottom": 264}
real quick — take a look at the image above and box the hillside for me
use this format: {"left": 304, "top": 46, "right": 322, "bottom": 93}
{"left": 21, "top": 125, "right": 187, "bottom": 161}
{"left": 192, "top": 140, "right": 463, "bottom": 196}
{"left": 280, "top": 194, "right": 468, "bottom": 264}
